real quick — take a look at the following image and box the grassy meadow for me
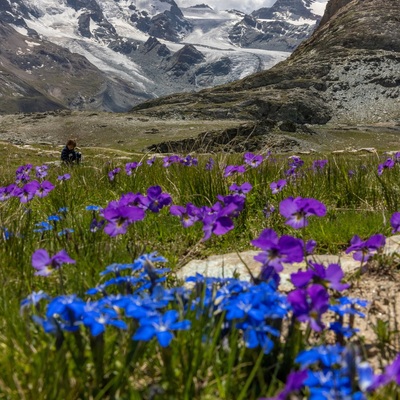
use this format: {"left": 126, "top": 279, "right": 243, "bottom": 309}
{"left": 1, "top": 141, "right": 400, "bottom": 399}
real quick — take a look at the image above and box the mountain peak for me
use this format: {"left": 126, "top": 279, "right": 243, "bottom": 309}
{"left": 252, "top": 0, "right": 322, "bottom": 21}
{"left": 188, "top": 4, "right": 214, "bottom": 10}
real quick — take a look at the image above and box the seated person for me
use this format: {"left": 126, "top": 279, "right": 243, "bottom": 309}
{"left": 61, "top": 139, "right": 82, "bottom": 164}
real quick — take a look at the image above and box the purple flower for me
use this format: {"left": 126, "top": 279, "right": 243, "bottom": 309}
{"left": 119, "top": 192, "right": 149, "bottom": 209}
{"left": 312, "top": 159, "right": 328, "bottom": 172}
{"left": 279, "top": 197, "right": 326, "bottom": 229}
{"left": 378, "top": 158, "right": 395, "bottom": 175}
{"left": 103, "top": 205, "right": 145, "bottom": 237}
{"left": 288, "top": 156, "right": 304, "bottom": 168}
{"left": 305, "top": 239, "right": 317, "bottom": 255}
{"left": 16, "top": 164, "right": 32, "bottom": 173}
{"left": 200, "top": 200, "right": 242, "bottom": 241}
{"left": 285, "top": 156, "right": 304, "bottom": 177}
{"left": 381, "top": 354, "right": 400, "bottom": 387}
{"left": 229, "top": 182, "right": 252, "bottom": 196}
{"left": 390, "top": 212, "right": 400, "bottom": 233}
{"left": 16, "top": 172, "right": 31, "bottom": 184}
{"left": 244, "top": 153, "right": 263, "bottom": 168}
{"left": 263, "top": 370, "right": 308, "bottom": 400}
{"left": 348, "top": 170, "right": 355, "bottom": 178}
{"left": 345, "top": 234, "right": 386, "bottom": 262}
{"left": 108, "top": 167, "right": 121, "bottom": 181}
{"left": 35, "top": 181, "right": 55, "bottom": 198}
{"left": 170, "top": 203, "right": 200, "bottom": 228}
{"left": 57, "top": 174, "right": 71, "bottom": 181}
{"left": 15, "top": 164, "right": 32, "bottom": 184}
{"left": 263, "top": 204, "right": 275, "bottom": 218}
{"left": 90, "top": 218, "right": 105, "bottom": 233}
{"left": 205, "top": 157, "right": 215, "bottom": 171}
{"left": 144, "top": 186, "right": 172, "bottom": 213}
{"left": 0, "top": 184, "right": 17, "bottom": 201}
{"left": 35, "top": 165, "right": 49, "bottom": 179}
{"left": 181, "top": 155, "right": 198, "bottom": 166}
{"left": 17, "top": 181, "right": 40, "bottom": 203}
{"left": 31, "top": 249, "right": 76, "bottom": 277}
{"left": 251, "top": 228, "right": 304, "bottom": 274}
{"left": 270, "top": 179, "right": 287, "bottom": 194}
{"left": 215, "top": 194, "right": 245, "bottom": 217}
{"left": 147, "top": 157, "right": 156, "bottom": 166}
{"left": 223, "top": 165, "right": 246, "bottom": 177}
{"left": 163, "top": 155, "right": 181, "bottom": 167}
{"left": 291, "top": 263, "right": 350, "bottom": 291}
{"left": 288, "top": 284, "right": 329, "bottom": 331}
{"left": 125, "top": 162, "right": 142, "bottom": 176}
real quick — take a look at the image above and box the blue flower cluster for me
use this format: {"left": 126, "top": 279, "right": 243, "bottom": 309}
{"left": 21, "top": 244, "right": 400, "bottom": 398}
{"left": 267, "top": 344, "right": 378, "bottom": 400}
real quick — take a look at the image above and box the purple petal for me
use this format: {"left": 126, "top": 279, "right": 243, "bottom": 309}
{"left": 212, "top": 216, "right": 234, "bottom": 235}
{"left": 291, "top": 270, "right": 314, "bottom": 288}
{"left": 251, "top": 228, "right": 278, "bottom": 250}
{"left": 32, "top": 249, "right": 51, "bottom": 269}
{"left": 52, "top": 249, "right": 76, "bottom": 265}
{"left": 147, "top": 185, "right": 162, "bottom": 200}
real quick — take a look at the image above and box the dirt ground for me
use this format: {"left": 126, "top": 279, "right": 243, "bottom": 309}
{"left": 0, "top": 110, "right": 246, "bottom": 152}
{"left": 1, "top": 110, "right": 400, "bottom": 154}
{"left": 349, "top": 267, "right": 400, "bottom": 369}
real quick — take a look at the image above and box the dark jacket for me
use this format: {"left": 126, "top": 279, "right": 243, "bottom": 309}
{"left": 61, "top": 146, "right": 80, "bottom": 163}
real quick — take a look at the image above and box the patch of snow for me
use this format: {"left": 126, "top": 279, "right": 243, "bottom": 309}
{"left": 25, "top": 40, "right": 41, "bottom": 47}
{"left": 89, "top": 17, "right": 100, "bottom": 37}
{"left": 22, "top": 6, "right": 152, "bottom": 90}
{"left": 183, "top": 19, "right": 240, "bottom": 50}
{"left": 181, "top": 7, "right": 236, "bottom": 20}
{"left": 258, "top": 17, "right": 316, "bottom": 26}
{"left": 140, "top": 0, "right": 171, "bottom": 15}
{"left": 310, "top": 0, "right": 328, "bottom": 16}
{"left": 66, "top": 39, "right": 152, "bottom": 90}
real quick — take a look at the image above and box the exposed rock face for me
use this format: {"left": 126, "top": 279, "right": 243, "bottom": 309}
{"left": 132, "top": 0, "right": 400, "bottom": 125}
{"left": 163, "top": 45, "right": 205, "bottom": 77}
{"left": 142, "top": 37, "right": 171, "bottom": 57}
{"left": 129, "top": 0, "right": 192, "bottom": 42}
{"left": 145, "top": 121, "right": 307, "bottom": 153}
{"left": 319, "top": 0, "right": 351, "bottom": 27}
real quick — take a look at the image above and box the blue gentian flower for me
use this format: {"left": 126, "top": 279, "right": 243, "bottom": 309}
{"left": 34, "top": 221, "right": 53, "bottom": 233}
{"left": 20, "top": 290, "right": 50, "bottom": 310}
{"left": 133, "top": 310, "right": 191, "bottom": 347}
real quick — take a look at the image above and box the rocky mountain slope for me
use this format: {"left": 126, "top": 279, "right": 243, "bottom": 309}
{"left": 131, "top": 0, "right": 400, "bottom": 126}
{"left": 0, "top": 21, "right": 144, "bottom": 114}
{"left": 0, "top": 0, "right": 326, "bottom": 114}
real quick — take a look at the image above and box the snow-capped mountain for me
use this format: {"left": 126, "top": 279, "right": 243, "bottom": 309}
{"left": 231, "top": 0, "right": 326, "bottom": 51}
{"left": 0, "top": 0, "right": 327, "bottom": 113}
